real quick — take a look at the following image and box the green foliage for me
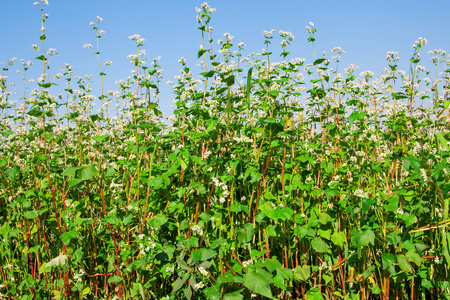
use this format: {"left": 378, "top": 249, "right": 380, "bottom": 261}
{"left": 0, "top": 2, "right": 450, "bottom": 299}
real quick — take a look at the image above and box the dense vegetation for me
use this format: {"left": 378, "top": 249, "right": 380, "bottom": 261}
{"left": 1, "top": 1, "right": 450, "bottom": 299}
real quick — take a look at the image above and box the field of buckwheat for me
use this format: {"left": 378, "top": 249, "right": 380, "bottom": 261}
{"left": 1, "top": 1, "right": 450, "bottom": 299}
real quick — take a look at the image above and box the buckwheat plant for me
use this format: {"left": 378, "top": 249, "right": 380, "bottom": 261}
{"left": 1, "top": 2, "right": 450, "bottom": 300}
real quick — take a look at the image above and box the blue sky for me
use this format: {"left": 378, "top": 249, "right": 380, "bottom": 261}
{"left": 1, "top": 0, "right": 449, "bottom": 117}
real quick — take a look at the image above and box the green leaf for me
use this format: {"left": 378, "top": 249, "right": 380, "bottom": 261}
{"left": 106, "top": 167, "right": 116, "bottom": 177}
{"left": 359, "top": 230, "right": 375, "bottom": 246}
{"left": 293, "top": 265, "right": 310, "bottom": 281}
{"left": 311, "top": 238, "right": 329, "bottom": 253}
{"left": 190, "top": 248, "right": 218, "bottom": 263}
{"left": 173, "top": 273, "right": 189, "bottom": 292}
{"left": 80, "top": 165, "right": 98, "bottom": 180}
{"left": 222, "top": 75, "right": 235, "bottom": 86}
{"left": 216, "top": 273, "right": 244, "bottom": 285}
{"left": 61, "top": 166, "right": 82, "bottom": 177}
{"left": 24, "top": 210, "right": 39, "bottom": 219}
{"left": 184, "top": 285, "right": 192, "bottom": 300}
{"left": 148, "top": 177, "right": 165, "bottom": 189}
{"left": 27, "top": 109, "right": 45, "bottom": 117}
{"left": 294, "top": 225, "right": 315, "bottom": 240}
{"left": 331, "top": 231, "right": 346, "bottom": 248}
{"left": 39, "top": 263, "right": 52, "bottom": 274}
{"left": 349, "top": 110, "right": 367, "bottom": 125}
{"left": 392, "top": 92, "right": 409, "bottom": 100}
{"left": 263, "top": 191, "right": 276, "bottom": 200}
{"left": 223, "top": 289, "right": 244, "bottom": 300}
{"left": 0, "top": 223, "right": 11, "bottom": 235}
{"left": 198, "top": 49, "right": 207, "bottom": 58}
{"left": 92, "top": 134, "right": 110, "bottom": 142}
{"left": 74, "top": 249, "right": 84, "bottom": 263}
{"left": 0, "top": 130, "right": 13, "bottom": 137}
{"left": 46, "top": 253, "right": 67, "bottom": 268}
{"left": 274, "top": 207, "right": 294, "bottom": 221}
{"left": 318, "top": 213, "right": 332, "bottom": 224}
{"left": 243, "top": 269, "right": 273, "bottom": 298}
{"left": 200, "top": 70, "right": 215, "bottom": 78}
{"left": 372, "top": 284, "right": 382, "bottom": 294}
{"left": 263, "top": 207, "right": 294, "bottom": 221}
{"left": 122, "top": 215, "right": 134, "bottom": 225}
{"left": 82, "top": 287, "right": 90, "bottom": 295}
{"left": 397, "top": 254, "right": 413, "bottom": 273}
{"left": 89, "top": 114, "right": 101, "bottom": 122}
{"left": 402, "top": 156, "right": 421, "bottom": 173}
{"left": 5, "top": 166, "right": 19, "bottom": 180}
{"left": 105, "top": 214, "right": 120, "bottom": 225}
{"left": 237, "top": 223, "right": 254, "bottom": 244}
{"left": 381, "top": 252, "right": 396, "bottom": 275}
{"left": 265, "top": 224, "right": 279, "bottom": 237}
{"left": 400, "top": 240, "right": 415, "bottom": 251}
{"left": 318, "top": 228, "right": 332, "bottom": 240}
{"left": 148, "top": 214, "right": 168, "bottom": 229}
{"left": 351, "top": 229, "right": 375, "bottom": 256}
{"left": 180, "top": 157, "right": 188, "bottom": 170}
{"left": 203, "top": 287, "right": 221, "bottom": 300}
{"left": 406, "top": 251, "right": 421, "bottom": 266}
{"left": 68, "top": 179, "right": 84, "bottom": 186}
{"left": 436, "top": 133, "right": 450, "bottom": 151}
{"left": 246, "top": 67, "right": 254, "bottom": 104}
{"left": 313, "top": 58, "right": 327, "bottom": 65}
{"left": 306, "top": 288, "right": 325, "bottom": 300}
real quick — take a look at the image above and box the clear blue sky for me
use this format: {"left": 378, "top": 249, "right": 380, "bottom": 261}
{"left": 1, "top": 0, "right": 449, "bottom": 117}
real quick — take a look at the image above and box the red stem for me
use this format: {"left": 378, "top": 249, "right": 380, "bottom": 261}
{"left": 99, "top": 178, "right": 120, "bottom": 270}
{"left": 47, "top": 173, "right": 63, "bottom": 236}
{"left": 251, "top": 148, "right": 271, "bottom": 223}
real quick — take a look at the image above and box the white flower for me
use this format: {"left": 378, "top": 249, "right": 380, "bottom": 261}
{"left": 84, "top": 44, "right": 93, "bottom": 49}
{"left": 96, "top": 16, "right": 103, "bottom": 22}
{"left": 194, "top": 282, "right": 205, "bottom": 289}
{"left": 199, "top": 266, "right": 208, "bottom": 276}
{"left": 129, "top": 34, "right": 141, "bottom": 40}
{"left": 354, "top": 189, "right": 367, "bottom": 198}
{"left": 192, "top": 225, "right": 203, "bottom": 235}
{"left": 242, "top": 259, "right": 253, "bottom": 268}
{"left": 420, "top": 168, "right": 428, "bottom": 182}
